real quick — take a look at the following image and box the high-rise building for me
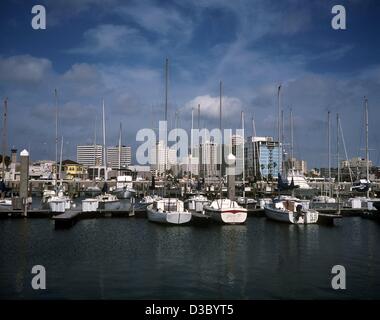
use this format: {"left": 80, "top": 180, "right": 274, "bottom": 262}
{"left": 232, "top": 134, "right": 244, "bottom": 177}
{"left": 179, "top": 155, "right": 199, "bottom": 176}
{"left": 245, "top": 136, "right": 282, "bottom": 179}
{"left": 77, "top": 145, "right": 103, "bottom": 166}
{"left": 198, "top": 141, "right": 219, "bottom": 178}
{"left": 150, "top": 140, "right": 177, "bottom": 176}
{"left": 107, "top": 145, "right": 132, "bottom": 169}
{"left": 285, "top": 157, "right": 308, "bottom": 175}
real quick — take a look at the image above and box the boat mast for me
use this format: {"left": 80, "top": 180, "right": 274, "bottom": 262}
{"left": 118, "top": 122, "right": 122, "bottom": 176}
{"left": 59, "top": 136, "right": 63, "bottom": 184}
{"left": 337, "top": 113, "right": 340, "bottom": 212}
{"left": 190, "top": 108, "right": 194, "bottom": 180}
{"left": 281, "top": 109, "right": 284, "bottom": 177}
{"left": 219, "top": 81, "right": 223, "bottom": 201}
{"left": 164, "top": 58, "right": 168, "bottom": 176}
{"left": 102, "top": 99, "right": 107, "bottom": 181}
{"left": 252, "top": 116, "right": 257, "bottom": 178}
{"left": 365, "top": 97, "right": 369, "bottom": 198}
{"left": 2, "top": 98, "right": 8, "bottom": 180}
{"left": 328, "top": 111, "right": 331, "bottom": 197}
{"left": 175, "top": 110, "right": 179, "bottom": 178}
{"left": 290, "top": 108, "right": 294, "bottom": 175}
{"left": 277, "top": 85, "right": 281, "bottom": 178}
{"left": 93, "top": 114, "right": 97, "bottom": 180}
{"left": 241, "top": 111, "right": 245, "bottom": 197}
{"left": 54, "top": 89, "right": 59, "bottom": 186}
{"left": 198, "top": 104, "right": 200, "bottom": 180}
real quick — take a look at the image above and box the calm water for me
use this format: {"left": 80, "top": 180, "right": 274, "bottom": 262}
{"left": 0, "top": 215, "right": 379, "bottom": 299}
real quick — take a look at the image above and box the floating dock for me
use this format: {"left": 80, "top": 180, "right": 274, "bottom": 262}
{"left": 53, "top": 210, "right": 82, "bottom": 229}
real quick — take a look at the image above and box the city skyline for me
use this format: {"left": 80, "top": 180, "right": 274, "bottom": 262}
{"left": 0, "top": 0, "right": 380, "bottom": 168}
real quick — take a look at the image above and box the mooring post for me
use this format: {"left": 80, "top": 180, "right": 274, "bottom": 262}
{"left": 20, "top": 149, "right": 29, "bottom": 217}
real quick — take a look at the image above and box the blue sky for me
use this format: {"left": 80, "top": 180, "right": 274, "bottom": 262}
{"left": 0, "top": 0, "right": 380, "bottom": 168}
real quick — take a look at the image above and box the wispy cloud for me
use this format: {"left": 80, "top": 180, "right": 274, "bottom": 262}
{"left": 0, "top": 55, "right": 52, "bottom": 85}
{"left": 67, "top": 24, "right": 152, "bottom": 56}
{"left": 185, "top": 95, "right": 243, "bottom": 119}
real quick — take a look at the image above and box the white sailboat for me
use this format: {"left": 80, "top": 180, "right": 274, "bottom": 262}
{"left": 48, "top": 137, "right": 74, "bottom": 213}
{"left": 147, "top": 198, "right": 192, "bottom": 224}
{"left": 185, "top": 194, "right": 210, "bottom": 213}
{"left": 48, "top": 189, "right": 72, "bottom": 213}
{"left": 111, "top": 123, "right": 136, "bottom": 199}
{"left": 147, "top": 58, "right": 192, "bottom": 225}
{"left": 264, "top": 197, "right": 319, "bottom": 224}
{"left": 112, "top": 175, "right": 136, "bottom": 199}
{"left": 82, "top": 198, "right": 99, "bottom": 212}
{"left": 96, "top": 193, "right": 120, "bottom": 210}
{"left": 204, "top": 199, "right": 247, "bottom": 224}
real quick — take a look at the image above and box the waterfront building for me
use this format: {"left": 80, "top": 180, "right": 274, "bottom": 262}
{"left": 179, "top": 155, "right": 199, "bottom": 176}
{"left": 198, "top": 141, "right": 219, "bottom": 178}
{"left": 245, "top": 136, "right": 282, "bottom": 180}
{"left": 285, "top": 157, "right": 308, "bottom": 175}
{"left": 29, "top": 160, "right": 55, "bottom": 180}
{"left": 341, "top": 157, "right": 373, "bottom": 179}
{"left": 60, "top": 159, "right": 86, "bottom": 180}
{"left": 232, "top": 134, "right": 244, "bottom": 177}
{"left": 150, "top": 140, "right": 177, "bottom": 176}
{"left": 77, "top": 145, "right": 103, "bottom": 166}
{"left": 106, "top": 145, "right": 132, "bottom": 169}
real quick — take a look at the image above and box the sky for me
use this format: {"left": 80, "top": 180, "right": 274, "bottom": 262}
{"left": 0, "top": 0, "right": 380, "bottom": 168}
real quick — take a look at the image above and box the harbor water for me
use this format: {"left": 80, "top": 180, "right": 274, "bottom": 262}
{"left": 0, "top": 214, "right": 379, "bottom": 299}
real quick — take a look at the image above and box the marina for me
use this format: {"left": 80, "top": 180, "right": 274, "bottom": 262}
{"left": 1, "top": 0, "right": 380, "bottom": 303}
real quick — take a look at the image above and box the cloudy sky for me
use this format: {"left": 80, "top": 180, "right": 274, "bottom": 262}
{"left": 0, "top": 0, "right": 380, "bottom": 168}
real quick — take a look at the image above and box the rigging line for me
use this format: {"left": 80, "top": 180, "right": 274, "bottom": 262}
{"left": 338, "top": 117, "right": 353, "bottom": 183}
{"left": 357, "top": 103, "right": 364, "bottom": 159}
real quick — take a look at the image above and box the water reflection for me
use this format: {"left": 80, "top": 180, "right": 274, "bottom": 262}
{"left": 1, "top": 216, "right": 380, "bottom": 299}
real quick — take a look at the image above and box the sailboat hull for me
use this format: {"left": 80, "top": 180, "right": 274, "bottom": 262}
{"left": 147, "top": 206, "right": 192, "bottom": 225}
{"left": 264, "top": 205, "right": 318, "bottom": 224}
{"left": 204, "top": 208, "right": 247, "bottom": 224}
{"left": 113, "top": 188, "right": 135, "bottom": 199}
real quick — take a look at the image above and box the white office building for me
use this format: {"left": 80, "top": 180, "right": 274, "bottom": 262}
{"left": 150, "top": 140, "right": 177, "bottom": 176}
{"left": 107, "top": 146, "right": 132, "bottom": 169}
{"left": 77, "top": 145, "right": 104, "bottom": 166}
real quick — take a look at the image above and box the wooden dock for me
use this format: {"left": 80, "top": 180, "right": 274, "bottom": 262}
{"left": 53, "top": 210, "right": 82, "bottom": 228}
{"left": 317, "top": 213, "right": 342, "bottom": 225}
{"left": 191, "top": 212, "right": 211, "bottom": 225}
{"left": 0, "top": 209, "right": 53, "bottom": 218}
{"left": 316, "top": 208, "right": 366, "bottom": 216}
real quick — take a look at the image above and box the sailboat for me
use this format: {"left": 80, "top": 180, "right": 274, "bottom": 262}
{"left": 48, "top": 136, "right": 73, "bottom": 213}
{"left": 185, "top": 193, "right": 210, "bottom": 213}
{"left": 147, "top": 58, "right": 192, "bottom": 225}
{"left": 111, "top": 123, "right": 136, "bottom": 199}
{"left": 285, "top": 108, "right": 311, "bottom": 189}
{"left": 264, "top": 197, "right": 318, "bottom": 224}
{"left": 202, "top": 81, "right": 247, "bottom": 225}
{"left": 352, "top": 99, "right": 372, "bottom": 194}
{"left": 112, "top": 175, "right": 136, "bottom": 199}
{"left": 147, "top": 198, "right": 191, "bottom": 224}
{"left": 312, "top": 111, "right": 336, "bottom": 205}
{"left": 204, "top": 198, "right": 247, "bottom": 224}
{"left": 348, "top": 98, "right": 379, "bottom": 212}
